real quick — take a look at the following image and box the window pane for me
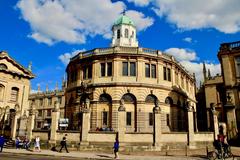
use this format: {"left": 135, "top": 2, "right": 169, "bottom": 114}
{"left": 167, "top": 68, "right": 171, "bottom": 81}
{"left": 101, "top": 63, "right": 105, "bottom": 77}
{"left": 130, "top": 62, "right": 136, "bottom": 76}
{"left": 102, "top": 111, "right": 108, "bottom": 126}
{"left": 10, "top": 87, "right": 19, "bottom": 102}
{"left": 163, "top": 67, "right": 167, "bottom": 80}
{"left": 149, "top": 113, "right": 153, "bottom": 126}
{"left": 126, "top": 112, "right": 131, "bottom": 126}
{"left": 151, "top": 64, "right": 156, "bottom": 78}
{"left": 122, "top": 62, "right": 128, "bottom": 76}
{"left": 107, "top": 62, "right": 112, "bottom": 76}
{"left": 145, "top": 63, "right": 150, "bottom": 77}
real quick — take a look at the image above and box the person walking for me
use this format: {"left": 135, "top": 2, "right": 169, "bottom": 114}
{"left": 113, "top": 138, "right": 119, "bottom": 159}
{"left": 34, "top": 136, "right": 41, "bottom": 152}
{"left": 59, "top": 134, "right": 69, "bottom": 153}
{"left": 0, "top": 135, "right": 5, "bottom": 152}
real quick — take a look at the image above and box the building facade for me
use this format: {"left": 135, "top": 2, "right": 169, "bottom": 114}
{"left": 28, "top": 84, "right": 66, "bottom": 131}
{"left": 198, "top": 41, "right": 240, "bottom": 141}
{"left": 65, "top": 14, "right": 197, "bottom": 134}
{"left": 0, "top": 51, "right": 34, "bottom": 139}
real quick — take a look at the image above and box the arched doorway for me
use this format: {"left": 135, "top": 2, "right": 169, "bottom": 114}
{"left": 97, "top": 94, "right": 112, "bottom": 129}
{"left": 121, "top": 93, "right": 137, "bottom": 132}
{"left": 145, "top": 94, "right": 158, "bottom": 131}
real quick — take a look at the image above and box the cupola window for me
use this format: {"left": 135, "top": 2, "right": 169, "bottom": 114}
{"left": 125, "top": 29, "right": 129, "bottom": 38}
{"left": 117, "top": 29, "right": 120, "bottom": 39}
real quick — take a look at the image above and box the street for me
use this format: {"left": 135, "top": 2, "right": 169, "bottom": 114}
{"left": 0, "top": 153, "right": 81, "bottom": 160}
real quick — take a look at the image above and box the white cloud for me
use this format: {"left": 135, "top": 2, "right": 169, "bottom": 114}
{"left": 58, "top": 49, "right": 86, "bottom": 66}
{"left": 127, "top": 0, "right": 151, "bottom": 7}
{"left": 164, "top": 48, "right": 221, "bottom": 85}
{"left": 126, "top": 10, "right": 154, "bottom": 31}
{"left": 183, "top": 37, "right": 192, "bottom": 43}
{"left": 153, "top": 0, "right": 240, "bottom": 33}
{"left": 165, "top": 48, "right": 198, "bottom": 61}
{"left": 17, "top": 0, "right": 154, "bottom": 45}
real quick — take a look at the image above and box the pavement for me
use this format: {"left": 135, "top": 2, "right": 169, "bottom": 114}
{"left": 1, "top": 147, "right": 240, "bottom": 160}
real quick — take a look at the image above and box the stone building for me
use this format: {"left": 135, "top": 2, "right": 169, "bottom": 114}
{"left": 197, "top": 41, "right": 240, "bottom": 140}
{"left": 64, "top": 14, "right": 200, "bottom": 143}
{"left": 28, "top": 82, "right": 66, "bottom": 131}
{"left": 0, "top": 51, "right": 34, "bottom": 139}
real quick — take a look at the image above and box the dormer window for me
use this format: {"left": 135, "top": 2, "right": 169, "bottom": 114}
{"left": 0, "top": 64, "right": 7, "bottom": 70}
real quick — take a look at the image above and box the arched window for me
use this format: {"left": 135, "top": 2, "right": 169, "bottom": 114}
{"left": 117, "top": 29, "right": 120, "bottom": 39}
{"left": 165, "top": 97, "right": 173, "bottom": 105}
{"left": 121, "top": 93, "right": 136, "bottom": 103}
{"left": 145, "top": 94, "right": 158, "bottom": 104}
{"left": 0, "top": 64, "right": 7, "bottom": 70}
{"left": 125, "top": 29, "right": 129, "bottom": 38}
{"left": 99, "top": 94, "right": 112, "bottom": 104}
{"left": 132, "top": 31, "right": 134, "bottom": 38}
{"left": 0, "top": 84, "right": 5, "bottom": 101}
{"left": 10, "top": 87, "right": 19, "bottom": 102}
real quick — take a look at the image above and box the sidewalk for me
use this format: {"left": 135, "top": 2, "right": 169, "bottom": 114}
{"left": 2, "top": 148, "right": 207, "bottom": 160}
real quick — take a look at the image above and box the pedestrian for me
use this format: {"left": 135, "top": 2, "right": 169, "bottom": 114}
{"left": 15, "top": 137, "right": 21, "bottom": 149}
{"left": 24, "top": 136, "right": 31, "bottom": 150}
{"left": 0, "top": 135, "right": 5, "bottom": 152}
{"left": 34, "top": 136, "right": 41, "bottom": 152}
{"left": 113, "top": 138, "right": 119, "bottom": 159}
{"left": 59, "top": 134, "right": 69, "bottom": 153}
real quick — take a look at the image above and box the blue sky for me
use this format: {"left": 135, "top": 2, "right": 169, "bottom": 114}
{"left": 0, "top": 0, "right": 240, "bottom": 91}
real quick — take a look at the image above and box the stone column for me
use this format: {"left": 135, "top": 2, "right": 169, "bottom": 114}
{"left": 80, "top": 108, "right": 90, "bottom": 145}
{"left": 10, "top": 112, "right": 19, "bottom": 140}
{"left": 27, "top": 109, "right": 36, "bottom": 140}
{"left": 187, "top": 106, "right": 195, "bottom": 149}
{"left": 153, "top": 105, "right": 161, "bottom": 150}
{"left": 136, "top": 102, "right": 145, "bottom": 132}
{"left": 111, "top": 101, "right": 119, "bottom": 131}
{"left": 211, "top": 108, "right": 219, "bottom": 140}
{"left": 118, "top": 100, "right": 126, "bottom": 144}
{"left": 49, "top": 102, "right": 60, "bottom": 145}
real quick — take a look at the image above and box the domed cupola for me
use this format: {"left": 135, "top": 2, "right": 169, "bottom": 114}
{"left": 111, "top": 12, "right": 138, "bottom": 47}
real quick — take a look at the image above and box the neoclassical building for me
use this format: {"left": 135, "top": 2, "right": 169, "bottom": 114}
{"left": 0, "top": 51, "right": 34, "bottom": 138}
{"left": 65, "top": 14, "right": 197, "bottom": 133}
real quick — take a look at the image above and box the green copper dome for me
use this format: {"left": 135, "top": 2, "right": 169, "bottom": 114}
{"left": 114, "top": 15, "right": 135, "bottom": 26}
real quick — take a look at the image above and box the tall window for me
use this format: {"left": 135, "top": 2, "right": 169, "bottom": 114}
{"left": 235, "top": 57, "right": 240, "bottom": 77}
{"left": 122, "top": 62, "right": 128, "bottom": 76}
{"left": 102, "top": 111, "right": 108, "bottom": 126}
{"left": 125, "top": 29, "right": 129, "bottom": 38}
{"left": 100, "top": 62, "right": 112, "bottom": 77}
{"left": 39, "top": 98, "right": 43, "bottom": 106}
{"left": 83, "top": 65, "right": 92, "bottom": 79}
{"left": 130, "top": 62, "right": 136, "bottom": 76}
{"left": 0, "top": 84, "right": 5, "bottom": 101}
{"left": 145, "top": 63, "right": 150, "bottom": 77}
{"left": 58, "top": 97, "right": 62, "bottom": 104}
{"left": 149, "top": 113, "right": 153, "bottom": 126}
{"left": 38, "top": 110, "right": 42, "bottom": 117}
{"left": 10, "top": 87, "right": 19, "bottom": 102}
{"left": 126, "top": 112, "right": 132, "bottom": 126}
{"left": 48, "top": 98, "right": 52, "bottom": 106}
{"left": 163, "top": 67, "right": 171, "bottom": 81}
{"left": 175, "top": 71, "right": 179, "bottom": 84}
{"left": 151, "top": 64, "right": 156, "bottom": 78}
{"left": 122, "top": 61, "right": 136, "bottom": 76}
{"left": 47, "top": 109, "right": 51, "bottom": 117}
{"left": 117, "top": 29, "right": 120, "bottom": 39}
